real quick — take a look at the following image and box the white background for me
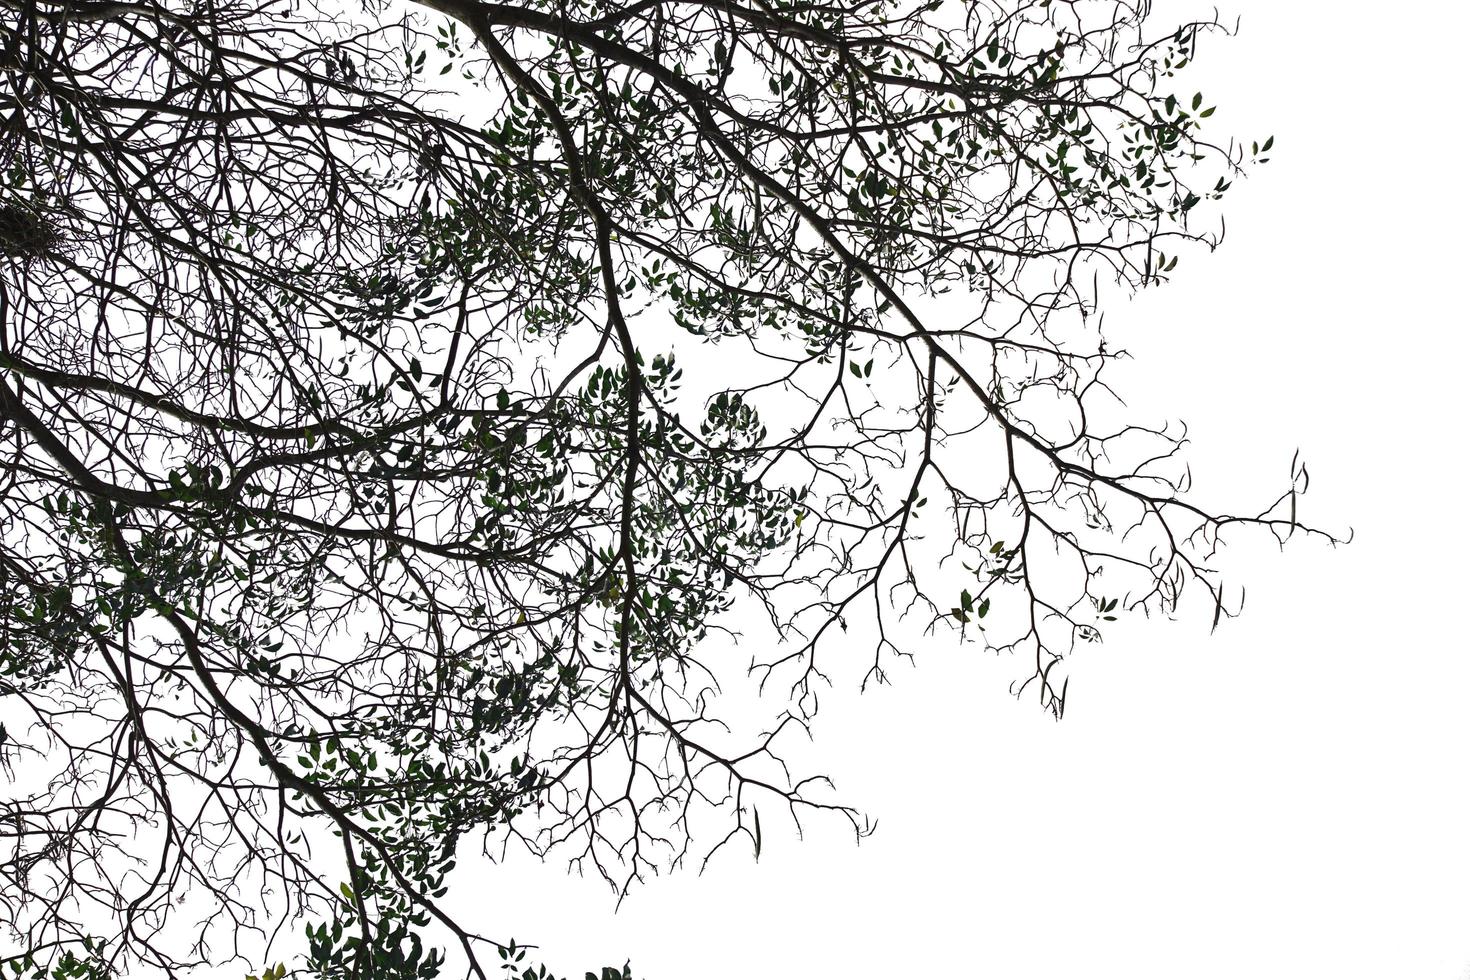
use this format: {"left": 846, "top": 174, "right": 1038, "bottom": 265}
{"left": 465, "top": 1, "right": 1470, "bottom": 977}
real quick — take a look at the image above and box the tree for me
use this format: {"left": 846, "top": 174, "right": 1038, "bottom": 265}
{"left": 0, "top": 0, "right": 1330, "bottom": 976}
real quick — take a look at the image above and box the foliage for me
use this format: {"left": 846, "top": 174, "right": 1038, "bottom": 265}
{"left": 0, "top": 0, "right": 1328, "bottom": 976}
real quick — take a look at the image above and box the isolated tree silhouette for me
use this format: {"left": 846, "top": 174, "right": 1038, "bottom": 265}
{"left": 0, "top": 0, "right": 1328, "bottom": 976}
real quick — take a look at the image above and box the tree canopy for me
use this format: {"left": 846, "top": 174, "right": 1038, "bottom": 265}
{"left": 0, "top": 0, "right": 1327, "bottom": 976}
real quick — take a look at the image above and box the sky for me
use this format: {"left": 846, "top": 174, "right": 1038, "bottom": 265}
{"left": 454, "top": 1, "right": 1470, "bottom": 977}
